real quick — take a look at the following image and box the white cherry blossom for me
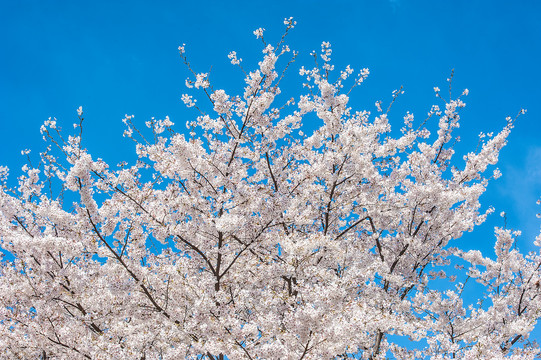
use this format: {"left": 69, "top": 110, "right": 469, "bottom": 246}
{"left": 0, "top": 21, "right": 539, "bottom": 360}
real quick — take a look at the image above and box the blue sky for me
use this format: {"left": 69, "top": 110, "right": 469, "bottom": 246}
{"left": 1, "top": 0, "right": 541, "bottom": 342}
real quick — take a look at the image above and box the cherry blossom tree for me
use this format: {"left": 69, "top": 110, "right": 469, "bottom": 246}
{"left": 1, "top": 18, "right": 540, "bottom": 359}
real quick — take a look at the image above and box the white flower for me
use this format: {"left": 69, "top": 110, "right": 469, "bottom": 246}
{"left": 181, "top": 94, "right": 196, "bottom": 108}
{"left": 375, "top": 100, "right": 382, "bottom": 112}
{"left": 77, "top": 106, "right": 83, "bottom": 116}
{"left": 283, "top": 17, "right": 296, "bottom": 28}
{"left": 227, "top": 51, "right": 242, "bottom": 65}
{"left": 162, "top": 115, "right": 173, "bottom": 127}
{"left": 194, "top": 73, "right": 209, "bottom": 89}
{"left": 253, "top": 27, "right": 265, "bottom": 39}
{"left": 0, "top": 165, "right": 8, "bottom": 182}
{"left": 357, "top": 68, "right": 369, "bottom": 84}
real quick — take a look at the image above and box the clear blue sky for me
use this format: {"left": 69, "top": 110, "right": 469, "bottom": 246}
{"left": 1, "top": 0, "right": 541, "bottom": 340}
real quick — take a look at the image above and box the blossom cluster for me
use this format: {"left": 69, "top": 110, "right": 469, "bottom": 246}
{"left": 0, "top": 19, "right": 539, "bottom": 360}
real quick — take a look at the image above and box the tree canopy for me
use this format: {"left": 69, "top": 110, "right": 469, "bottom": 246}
{"left": 0, "top": 19, "right": 540, "bottom": 359}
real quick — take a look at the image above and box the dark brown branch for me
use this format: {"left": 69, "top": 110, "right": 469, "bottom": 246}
{"left": 46, "top": 336, "right": 91, "bottom": 359}
{"left": 86, "top": 209, "right": 168, "bottom": 317}
{"left": 369, "top": 330, "right": 384, "bottom": 360}
{"left": 334, "top": 215, "right": 377, "bottom": 241}
{"left": 265, "top": 152, "right": 279, "bottom": 192}
{"left": 298, "top": 332, "right": 312, "bottom": 360}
